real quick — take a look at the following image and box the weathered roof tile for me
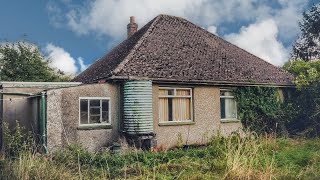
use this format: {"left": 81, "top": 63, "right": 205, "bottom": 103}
{"left": 73, "top": 14, "right": 293, "bottom": 86}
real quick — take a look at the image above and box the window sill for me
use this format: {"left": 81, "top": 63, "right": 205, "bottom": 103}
{"left": 159, "top": 121, "right": 195, "bottom": 126}
{"left": 221, "top": 119, "right": 241, "bottom": 123}
{"left": 77, "top": 124, "right": 112, "bottom": 130}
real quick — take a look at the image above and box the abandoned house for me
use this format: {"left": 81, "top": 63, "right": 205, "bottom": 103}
{"left": 0, "top": 15, "right": 294, "bottom": 152}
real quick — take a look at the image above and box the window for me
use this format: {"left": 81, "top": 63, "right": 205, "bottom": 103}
{"left": 220, "top": 89, "right": 237, "bottom": 120}
{"left": 159, "top": 87, "right": 193, "bottom": 122}
{"left": 79, "top": 97, "right": 110, "bottom": 125}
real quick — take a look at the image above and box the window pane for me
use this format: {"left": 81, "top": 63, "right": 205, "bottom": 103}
{"left": 90, "top": 99, "right": 100, "bottom": 107}
{"left": 102, "top": 100, "right": 109, "bottom": 123}
{"left": 90, "top": 107, "right": 100, "bottom": 115}
{"left": 221, "top": 97, "right": 237, "bottom": 119}
{"left": 80, "top": 100, "right": 88, "bottom": 124}
{"left": 225, "top": 91, "right": 233, "bottom": 96}
{"left": 176, "top": 89, "right": 190, "bottom": 96}
{"left": 168, "top": 98, "right": 173, "bottom": 121}
{"left": 225, "top": 98, "right": 237, "bottom": 119}
{"left": 220, "top": 98, "right": 226, "bottom": 119}
{"left": 159, "top": 89, "right": 174, "bottom": 96}
{"left": 220, "top": 91, "right": 233, "bottom": 96}
{"left": 159, "top": 98, "right": 169, "bottom": 122}
{"left": 173, "top": 98, "right": 191, "bottom": 121}
{"left": 90, "top": 115, "right": 100, "bottom": 124}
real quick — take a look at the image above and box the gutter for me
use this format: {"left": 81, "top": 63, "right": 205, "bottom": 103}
{"left": 107, "top": 75, "right": 295, "bottom": 88}
{"left": 0, "top": 92, "right": 34, "bottom": 96}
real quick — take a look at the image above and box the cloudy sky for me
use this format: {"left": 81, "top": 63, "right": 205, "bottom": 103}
{"left": 0, "top": 0, "right": 318, "bottom": 75}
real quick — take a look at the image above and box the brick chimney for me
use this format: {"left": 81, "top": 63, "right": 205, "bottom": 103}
{"left": 127, "top": 16, "right": 138, "bottom": 38}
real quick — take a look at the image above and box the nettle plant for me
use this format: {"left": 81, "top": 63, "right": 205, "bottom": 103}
{"left": 3, "top": 121, "right": 34, "bottom": 157}
{"left": 234, "top": 87, "right": 294, "bottom": 135}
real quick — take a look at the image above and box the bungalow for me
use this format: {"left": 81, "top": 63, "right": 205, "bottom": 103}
{"left": 1, "top": 15, "right": 293, "bottom": 152}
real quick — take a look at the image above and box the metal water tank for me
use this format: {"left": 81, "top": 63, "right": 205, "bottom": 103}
{"left": 123, "top": 80, "right": 153, "bottom": 135}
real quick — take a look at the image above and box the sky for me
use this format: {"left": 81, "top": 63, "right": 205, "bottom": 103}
{"left": 0, "top": 0, "right": 318, "bottom": 75}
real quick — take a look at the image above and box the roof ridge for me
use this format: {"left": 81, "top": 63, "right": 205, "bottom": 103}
{"left": 111, "top": 15, "right": 163, "bottom": 76}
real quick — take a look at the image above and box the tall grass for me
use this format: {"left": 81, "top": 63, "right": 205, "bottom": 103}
{"left": 223, "top": 133, "right": 275, "bottom": 179}
{"left": 1, "top": 133, "right": 320, "bottom": 179}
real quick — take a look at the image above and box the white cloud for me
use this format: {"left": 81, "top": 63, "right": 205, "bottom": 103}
{"left": 78, "top": 57, "right": 89, "bottom": 72}
{"left": 225, "top": 19, "right": 288, "bottom": 66}
{"left": 48, "top": 0, "right": 309, "bottom": 64}
{"left": 51, "top": 0, "right": 308, "bottom": 42}
{"left": 207, "top": 25, "right": 217, "bottom": 35}
{"left": 273, "top": 0, "right": 307, "bottom": 42}
{"left": 44, "top": 43, "right": 78, "bottom": 74}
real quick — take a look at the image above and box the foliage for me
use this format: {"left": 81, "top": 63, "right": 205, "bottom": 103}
{"left": 3, "top": 121, "right": 34, "bottom": 158}
{"left": 0, "top": 41, "right": 71, "bottom": 82}
{"left": 283, "top": 59, "right": 320, "bottom": 88}
{"left": 285, "top": 83, "right": 320, "bottom": 137}
{"left": 2, "top": 135, "right": 320, "bottom": 179}
{"left": 292, "top": 3, "right": 320, "bottom": 61}
{"left": 283, "top": 59, "right": 320, "bottom": 136}
{"left": 234, "top": 86, "right": 294, "bottom": 134}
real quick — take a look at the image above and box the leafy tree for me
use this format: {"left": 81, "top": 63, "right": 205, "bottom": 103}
{"left": 292, "top": 3, "right": 320, "bottom": 61}
{"left": 0, "top": 42, "right": 70, "bottom": 81}
{"left": 283, "top": 59, "right": 320, "bottom": 88}
{"left": 283, "top": 59, "right": 320, "bottom": 137}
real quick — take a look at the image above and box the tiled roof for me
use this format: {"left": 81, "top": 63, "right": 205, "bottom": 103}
{"left": 73, "top": 14, "right": 294, "bottom": 86}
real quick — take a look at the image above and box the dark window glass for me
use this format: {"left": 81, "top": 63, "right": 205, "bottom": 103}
{"left": 80, "top": 100, "right": 88, "bottom": 124}
{"left": 90, "top": 100, "right": 100, "bottom": 107}
{"left": 90, "top": 107, "right": 100, "bottom": 115}
{"left": 220, "top": 98, "right": 226, "bottom": 119}
{"left": 167, "top": 89, "right": 174, "bottom": 95}
{"left": 102, "top": 100, "right": 109, "bottom": 123}
{"left": 168, "top": 98, "right": 173, "bottom": 121}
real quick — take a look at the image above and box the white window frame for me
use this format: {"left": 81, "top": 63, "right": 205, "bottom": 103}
{"left": 220, "top": 89, "right": 239, "bottom": 122}
{"left": 158, "top": 87, "right": 193, "bottom": 123}
{"left": 79, "top": 97, "right": 111, "bottom": 126}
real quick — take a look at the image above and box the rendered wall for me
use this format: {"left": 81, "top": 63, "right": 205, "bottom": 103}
{"left": 152, "top": 84, "right": 242, "bottom": 149}
{"left": 46, "top": 83, "right": 120, "bottom": 152}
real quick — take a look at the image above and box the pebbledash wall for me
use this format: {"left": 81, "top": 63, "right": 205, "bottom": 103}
{"left": 46, "top": 83, "right": 120, "bottom": 151}
{"left": 46, "top": 82, "right": 242, "bottom": 151}
{"left": 152, "top": 84, "right": 242, "bottom": 148}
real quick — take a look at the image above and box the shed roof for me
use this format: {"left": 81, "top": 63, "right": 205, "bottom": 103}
{"left": 73, "top": 14, "right": 293, "bottom": 86}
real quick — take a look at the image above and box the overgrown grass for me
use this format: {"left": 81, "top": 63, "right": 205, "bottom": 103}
{"left": 1, "top": 134, "right": 320, "bottom": 180}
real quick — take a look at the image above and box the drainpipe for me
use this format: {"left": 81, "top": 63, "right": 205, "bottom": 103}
{"left": 41, "top": 92, "right": 48, "bottom": 154}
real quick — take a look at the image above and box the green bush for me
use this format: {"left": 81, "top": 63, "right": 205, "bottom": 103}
{"left": 3, "top": 121, "right": 33, "bottom": 158}
{"left": 234, "top": 86, "right": 294, "bottom": 135}
{"left": 283, "top": 59, "right": 320, "bottom": 137}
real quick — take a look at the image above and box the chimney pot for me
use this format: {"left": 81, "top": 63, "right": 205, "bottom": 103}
{"left": 130, "top": 16, "right": 135, "bottom": 23}
{"left": 127, "top": 16, "right": 138, "bottom": 38}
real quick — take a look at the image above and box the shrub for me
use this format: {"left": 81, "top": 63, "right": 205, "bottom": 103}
{"left": 234, "top": 86, "right": 294, "bottom": 135}
{"left": 3, "top": 121, "right": 34, "bottom": 158}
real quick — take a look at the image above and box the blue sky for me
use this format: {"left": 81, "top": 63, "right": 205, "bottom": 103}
{"left": 0, "top": 0, "right": 318, "bottom": 75}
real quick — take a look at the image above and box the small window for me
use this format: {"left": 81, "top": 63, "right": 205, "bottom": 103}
{"left": 220, "top": 89, "right": 237, "bottom": 120}
{"left": 159, "top": 87, "right": 193, "bottom": 123}
{"left": 79, "top": 98, "right": 111, "bottom": 125}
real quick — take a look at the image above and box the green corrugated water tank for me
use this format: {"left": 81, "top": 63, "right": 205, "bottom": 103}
{"left": 123, "top": 80, "right": 153, "bottom": 135}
